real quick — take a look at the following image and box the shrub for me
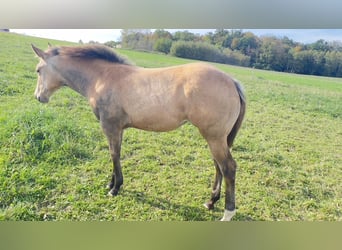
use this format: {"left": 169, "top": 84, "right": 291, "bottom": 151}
{"left": 153, "top": 38, "right": 172, "bottom": 54}
{"left": 170, "top": 41, "right": 250, "bottom": 67}
{"left": 222, "top": 48, "right": 251, "bottom": 67}
{"left": 170, "top": 41, "right": 226, "bottom": 63}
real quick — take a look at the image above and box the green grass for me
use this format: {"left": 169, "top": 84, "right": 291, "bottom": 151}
{"left": 0, "top": 32, "right": 341, "bottom": 221}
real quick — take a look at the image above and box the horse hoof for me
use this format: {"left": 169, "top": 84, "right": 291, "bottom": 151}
{"left": 203, "top": 202, "right": 214, "bottom": 210}
{"left": 220, "top": 209, "right": 236, "bottom": 221}
{"left": 108, "top": 189, "right": 119, "bottom": 197}
{"left": 107, "top": 183, "right": 114, "bottom": 190}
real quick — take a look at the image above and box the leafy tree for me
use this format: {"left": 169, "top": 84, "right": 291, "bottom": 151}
{"left": 236, "top": 32, "right": 259, "bottom": 54}
{"left": 153, "top": 29, "right": 172, "bottom": 40}
{"left": 209, "top": 29, "right": 243, "bottom": 49}
{"left": 329, "top": 41, "right": 342, "bottom": 52}
{"left": 312, "top": 51, "right": 326, "bottom": 75}
{"left": 173, "top": 31, "right": 198, "bottom": 41}
{"left": 255, "top": 37, "right": 290, "bottom": 71}
{"left": 324, "top": 51, "right": 342, "bottom": 77}
{"left": 170, "top": 41, "right": 225, "bottom": 63}
{"left": 104, "top": 41, "right": 119, "bottom": 48}
{"left": 222, "top": 48, "right": 251, "bottom": 67}
{"left": 211, "top": 29, "right": 230, "bottom": 47}
{"left": 153, "top": 38, "right": 172, "bottom": 54}
{"left": 120, "top": 29, "right": 153, "bottom": 51}
{"left": 281, "top": 36, "right": 298, "bottom": 47}
{"left": 309, "top": 39, "right": 331, "bottom": 52}
{"left": 202, "top": 31, "right": 215, "bottom": 45}
{"left": 292, "top": 50, "right": 316, "bottom": 74}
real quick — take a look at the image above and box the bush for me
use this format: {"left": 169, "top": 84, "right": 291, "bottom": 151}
{"left": 170, "top": 41, "right": 251, "bottom": 67}
{"left": 153, "top": 38, "right": 172, "bottom": 54}
{"left": 170, "top": 41, "right": 226, "bottom": 63}
{"left": 222, "top": 48, "right": 251, "bottom": 67}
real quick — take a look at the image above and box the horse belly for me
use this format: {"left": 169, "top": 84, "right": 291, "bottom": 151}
{"left": 131, "top": 109, "right": 187, "bottom": 132}
{"left": 127, "top": 95, "right": 187, "bottom": 132}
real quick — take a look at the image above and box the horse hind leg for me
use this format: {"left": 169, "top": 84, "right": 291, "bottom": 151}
{"left": 204, "top": 160, "right": 222, "bottom": 210}
{"left": 205, "top": 137, "right": 237, "bottom": 221}
{"left": 220, "top": 150, "right": 237, "bottom": 221}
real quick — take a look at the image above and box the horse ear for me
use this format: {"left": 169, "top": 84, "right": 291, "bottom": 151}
{"left": 31, "top": 44, "right": 47, "bottom": 60}
{"left": 48, "top": 42, "right": 52, "bottom": 48}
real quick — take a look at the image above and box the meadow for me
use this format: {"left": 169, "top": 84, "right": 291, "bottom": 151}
{"left": 0, "top": 32, "right": 341, "bottom": 221}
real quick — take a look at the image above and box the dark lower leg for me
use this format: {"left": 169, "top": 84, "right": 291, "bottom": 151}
{"left": 106, "top": 130, "right": 124, "bottom": 196}
{"left": 223, "top": 153, "right": 237, "bottom": 212}
{"left": 108, "top": 177, "right": 123, "bottom": 196}
{"left": 108, "top": 153, "right": 123, "bottom": 196}
{"left": 221, "top": 170, "right": 236, "bottom": 221}
{"left": 224, "top": 176, "right": 235, "bottom": 211}
{"left": 205, "top": 160, "right": 223, "bottom": 210}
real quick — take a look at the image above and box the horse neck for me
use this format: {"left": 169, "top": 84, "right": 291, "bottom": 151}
{"left": 56, "top": 58, "right": 96, "bottom": 98}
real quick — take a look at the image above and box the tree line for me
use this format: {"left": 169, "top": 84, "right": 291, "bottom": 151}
{"left": 114, "top": 29, "right": 342, "bottom": 77}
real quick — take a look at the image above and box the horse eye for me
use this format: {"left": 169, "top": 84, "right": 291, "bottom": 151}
{"left": 36, "top": 69, "right": 40, "bottom": 74}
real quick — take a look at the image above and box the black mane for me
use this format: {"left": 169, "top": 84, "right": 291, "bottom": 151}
{"left": 49, "top": 45, "right": 131, "bottom": 65}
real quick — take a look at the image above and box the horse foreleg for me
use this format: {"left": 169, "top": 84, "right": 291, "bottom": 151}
{"left": 108, "top": 141, "right": 123, "bottom": 196}
{"left": 103, "top": 126, "right": 123, "bottom": 196}
{"left": 204, "top": 160, "right": 222, "bottom": 210}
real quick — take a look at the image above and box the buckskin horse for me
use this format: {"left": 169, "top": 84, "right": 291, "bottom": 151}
{"left": 31, "top": 44, "right": 246, "bottom": 221}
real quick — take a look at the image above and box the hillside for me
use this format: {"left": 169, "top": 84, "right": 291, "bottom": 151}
{"left": 0, "top": 32, "right": 341, "bottom": 221}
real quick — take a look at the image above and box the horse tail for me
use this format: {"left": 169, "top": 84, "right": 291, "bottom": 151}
{"left": 227, "top": 80, "right": 246, "bottom": 148}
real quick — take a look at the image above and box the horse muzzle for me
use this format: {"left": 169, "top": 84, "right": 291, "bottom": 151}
{"left": 35, "top": 94, "right": 49, "bottom": 103}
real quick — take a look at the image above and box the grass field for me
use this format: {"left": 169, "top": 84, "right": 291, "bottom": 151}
{"left": 0, "top": 32, "right": 341, "bottom": 221}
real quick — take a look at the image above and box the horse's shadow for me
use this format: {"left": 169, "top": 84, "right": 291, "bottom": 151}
{"left": 119, "top": 190, "right": 254, "bottom": 221}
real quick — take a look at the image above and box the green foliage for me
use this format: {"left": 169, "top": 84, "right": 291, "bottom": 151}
{"left": 0, "top": 32, "right": 341, "bottom": 221}
{"left": 173, "top": 30, "right": 198, "bottom": 41}
{"left": 324, "top": 51, "right": 342, "bottom": 77}
{"left": 254, "top": 37, "right": 291, "bottom": 71}
{"left": 121, "top": 29, "right": 342, "bottom": 78}
{"left": 104, "top": 40, "right": 119, "bottom": 48}
{"left": 152, "top": 29, "right": 172, "bottom": 40}
{"left": 170, "top": 41, "right": 223, "bottom": 63}
{"left": 153, "top": 38, "right": 172, "bottom": 54}
{"left": 120, "top": 29, "right": 153, "bottom": 51}
{"left": 222, "top": 48, "right": 251, "bottom": 67}
{"left": 170, "top": 41, "right": 250, "bottom": 66}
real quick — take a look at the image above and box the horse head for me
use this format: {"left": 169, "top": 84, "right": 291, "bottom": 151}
{"left": 32, "top": 44, "right": 65, "bottom": 103}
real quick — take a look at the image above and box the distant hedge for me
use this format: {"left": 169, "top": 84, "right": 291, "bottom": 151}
{"left": 153, "top": 38, "right": 173, "bottom": 54}
{"left": 170, "top": 41, "right": 223, "bottom": 62}
{"left": 170, "top": 41, "right": 250, "bottom": 66}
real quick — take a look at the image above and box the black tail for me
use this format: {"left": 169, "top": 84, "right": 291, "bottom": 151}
{"left": 227, "top": 80, "right": 246, "bottom": 148}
